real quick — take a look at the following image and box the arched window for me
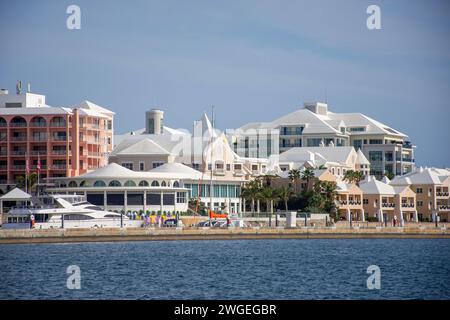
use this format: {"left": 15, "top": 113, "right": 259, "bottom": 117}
{"left": 50, "top": 116, "right": 66, "bottom": 127}
{"left": 93, "top": 180, "right": 106, "bottom": 187}
{"left": 30, "top": 116, "right": 46, "bottom": 127}
{"left": 80, "top": 180, "right": 90, "bottom": 187}
{"left": 151, "top": 181, "right": 159, "bottom": 187}
{"left": 139, "top": 180, "right": 149, "bottom": 187}
{"left": 10, "top": 116, "right": 27, "bottom": 127}
{"left": 109, "top": 180, "right": 121, "bottom": 187}
{"left": 124, "top": 180, "right": 136, "bottom": 187}
{"left": 161, "top": 181, "right": 167, "bottom": 187}
{"left": 68, "top": 181, "right": 78, "bottom": 187}
{"left": 173, "top": 181, "right": 180, "bottom": 188}
{"left": 0, "top": 117, "right": 7, "bottom": 127}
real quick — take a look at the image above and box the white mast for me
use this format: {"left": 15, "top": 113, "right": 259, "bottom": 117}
{"left": 209, "top": 105, "right": 214, "bottom": 224}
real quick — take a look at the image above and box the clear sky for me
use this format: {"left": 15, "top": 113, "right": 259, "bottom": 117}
{"left": 1, "top": 0, "right": 449, "bottom": 167}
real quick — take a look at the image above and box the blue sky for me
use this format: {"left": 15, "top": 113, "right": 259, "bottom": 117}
{"left": 1, "top": 0, "right": 449, "bottom": 167}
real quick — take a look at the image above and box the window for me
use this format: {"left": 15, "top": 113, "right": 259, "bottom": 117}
{"left": 369, "top": 139, "right": 383, "bottom": 145}
{"left": 353, "top": 140, "right": 362, "bottom": 150}
{"left": 151, "top": 181, "right": 159, "bottom": 187}
{"left": 176, "top": 192, "right": 187, "bottom": 203}
{"left": 173, "top": 181, "right": 180, "bottom": 188}
{"left": 307, "top": 138, "right": 322, "bottom": 147}
{"left": 416, "top": 188, "right": 423, "bottom": 194}
{"left": 349, "top": 127, "right": 366, "bottom": 132}
{"left": 139, "top": 180, "right": 149, "bottom": 187}
{"left": 124, "top": 180, "right": 136, "bottom": 187}
{"left": 161, "top": 181, "right": 167, "bottom": 187}
{"left": 122, "top": 162, "right": 133, "bottom": 170}
{"left": 417, "top": 201, "right": 423, "bottom": 207}
{"left": 68, "top": 181, "right": 78, "bottom": 187}
{"left": 152, "top": 162, "right": 164, "bottom": 169}
{"left": 252, "top": 164, "right": 258, "bottom": 171}
{"left": 93, "top": 180, "right": 106, "bottom": 187}
{"left": 363, "top": 199, "right": 369, "bottom": 205}
{"left": 226, "top": 164, "right": 231, "bottom": 171}
{"left": 109, "top": 180, "right": 121, "bottom": 187}
{"left": 139, "top": 162, "right": 145, "bottom": 171}
{"left": 234, "top": 164, "right": 242, "bottom": 171}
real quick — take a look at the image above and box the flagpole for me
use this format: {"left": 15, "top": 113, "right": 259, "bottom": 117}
{"left": 25, "top": 152, "right": 28, "bottom": 194}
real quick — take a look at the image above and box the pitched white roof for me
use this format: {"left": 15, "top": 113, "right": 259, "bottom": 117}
{"left": 279, "top": 146, "right": 354, "bottom": 164}
{"left": 0, "top": 106, "right": 71, "bottom": 116}
{"left": 0, "top": 188, "right": 32, "bottom": 200}
{"left": 79, "top": 163, "right": 139, "bottom": 179}
{"left": 149, "top": 163, "right": 202, "bottom": 179}
{"left": 359, "top": 176, "right": 395, "bottom": 195}
{"left": 114, "top": 138, "right": 172, "bottom": 156}
{"left": 76, "top": 100, "right": 115, "bottom": 115}
{"left": 391, "top": 167, "right": 448, "bottom": 185}
{"left": 356, "top": 149, "right": 370, "bottom": 165}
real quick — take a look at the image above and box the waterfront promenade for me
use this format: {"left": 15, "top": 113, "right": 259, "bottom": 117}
{"left": 0, "top": 222, "right": 448, "bottom": 244}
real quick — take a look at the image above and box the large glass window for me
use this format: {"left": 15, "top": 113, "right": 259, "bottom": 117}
{"left": 307, "top": 138, "right": 322, "bottom": 147}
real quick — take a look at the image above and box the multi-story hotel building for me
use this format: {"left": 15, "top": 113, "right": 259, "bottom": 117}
{"left": 0, "top": 85, "right": 114, "bottom": 188}
{"left": 232, "top": 102, "right": 415, "bottom": 177}
{"left": 390, "top": 167, "right": 450, "bottom": 222}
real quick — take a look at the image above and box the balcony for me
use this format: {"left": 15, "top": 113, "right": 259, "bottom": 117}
{"left": 233, "top": 170, "right": 244, "bottom": 176}
{"left": 31, "top": 151, "right": 47, "bottom": 156}
{"left": 0, "top": 150, "right": 7, "bottom": 156}
{"left": 52, "top": 150, "right": 68, "bottom": 156}
{"left": 31, "top": 136, "right": 48, "bottom": 142}
{"left": 9, "top": 123, "right": 27, "bottom": 128}
{"left": 436, "top": 192, "right": 449, "bottom": 197}
{"left": 11, "top": 150, "right": 26, "bottom": 156}
{"left": 213, "top": 169, "right": 225, "bottom": 176}
{"left": 0, "top": 165, "right": 7, "bottom": 170}
{"left": 30, "top": 122, "right": 47, "bottom": 128}
{"left": 381, "top": 203, "right": 395, "bottom": 208}
{"left": 10, "top": 136, "right": 27, "bottom": 142}
{"left": 438, "top": 204, "right": 450, "bottom": 211}
{"left": 11, "top": 165, "right": 26, "bottom": 170}
{"left": 50, "top": 122, "right": 67, "bottom": 128}
{"left": 51, "top": 164, "right": 67, "bottom": 170}
{"left": 401, "top": 203, "right": 415, "bottom": 208}
{"left": 52, "top": 136, "right": 71, "bottom": 142}
{"left": 348, "top": 200, "right": 362, "bottom": 206}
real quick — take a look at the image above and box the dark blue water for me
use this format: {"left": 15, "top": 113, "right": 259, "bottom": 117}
{"left": 0, "top": 239, "right": 449, "bottom": 300}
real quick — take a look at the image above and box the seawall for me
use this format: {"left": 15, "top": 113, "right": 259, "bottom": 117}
{"left": 0, "top": 226, "right": 448, "bottom": 244}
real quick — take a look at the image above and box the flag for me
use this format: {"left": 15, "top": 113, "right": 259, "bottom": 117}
{"left": 25, "top": 157, "right": 30, "bottom": 175}
{"left": 37, "top": 154, "right": 41, "bottom": 173}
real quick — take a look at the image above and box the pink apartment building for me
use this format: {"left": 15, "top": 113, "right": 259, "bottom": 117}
{"left": 0, "top": 85, "right": 114, "bottom": 188}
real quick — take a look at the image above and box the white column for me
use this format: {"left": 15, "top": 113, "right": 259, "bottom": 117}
{"left": 103, "top": 190, "right": 108, "bottom": 211}
{"left": 347, "top": 209, "right": 351, "bottom": 222}
{"left": 143, "top": 192, "right": 147, "bottom": 214}
{"left": 160, "top": 191, "right": 164, "bottom": 214}
{"left": 124, "top": 190, "right": 128, "bottom": 214}
{"left": 413, "top": 210, "right": 418, "bottom": 222}
{"left": 399, "top": 210, "right": 404, "bottom": 226}
{"left": 378, "top": 210, "right": 384, "bottom": 223}
{"left": 173, "top": 192, "right": 177, "bottom": 214}
{"left": 257, "top": 200, "right": 260, "bottom": 213}
{"left": 361, "top": 209, "right": 365, "bottom": 222}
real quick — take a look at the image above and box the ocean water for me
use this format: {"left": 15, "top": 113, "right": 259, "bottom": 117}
{"left": 0, "top": 239, "right": 449, "bottom": 300}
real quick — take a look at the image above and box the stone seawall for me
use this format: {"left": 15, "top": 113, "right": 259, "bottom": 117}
{"left": 0, "top": 225, "right": 448, "bottom": 244}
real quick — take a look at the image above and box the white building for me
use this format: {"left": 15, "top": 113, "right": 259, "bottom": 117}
{"left": 232, "top": 102, "right": 414, "bottom": 178}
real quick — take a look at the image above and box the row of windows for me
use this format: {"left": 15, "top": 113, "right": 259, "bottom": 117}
{"left": 86, "top": 192, "right": 186, "bottom": 206}
{"left": 66, "top": 180, "right": 181, "bottom": 188}
{"left": 185, "top": 184, "right": 241, "bottom": 198}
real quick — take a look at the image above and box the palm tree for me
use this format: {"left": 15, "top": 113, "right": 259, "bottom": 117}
{"left": 344, "top": 170, "right": 364, "bottom": 185}
{"left": 259, "top": 173, "right": 278, "bottom": 187}
{"left": 259, "top": 187, "right": 279, "bottom": 213}
{"left": 277, "top": 186, "right": 293, "bottom": 211}
{"left": 241, "top": 180, "right": 262, "bottom": 213}
{"left": 301, "top": 167, "right": 315, "bottom": 190}
{"left": 288, "top": 169, "right": 301, "bottom": 193}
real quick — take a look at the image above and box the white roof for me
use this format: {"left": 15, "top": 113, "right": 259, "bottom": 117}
{"left": 72, "top": 162, "right": 202, "bottom": 181}
{"left": 359, "top": 176, "right": 396, "bottom": 195}
{"left": 356, "top": 149, "right": 370, "bottom": 165}
{"left": 75, "top": 100, "right": 115, "bottom": 115}
{"left": 0, "top": 188, "right": 32, "bottom": 200}
{"left": 391, "top": 167, "right": 449, "bottom": 185}
{"left": 0, "top": 106, "right": 71, "bottom": 116}
{"left": 113, "top": 138, "right": 173, "bottom": 156}
{"left": 279, "top": 146, "right": 355, "bottom": 165}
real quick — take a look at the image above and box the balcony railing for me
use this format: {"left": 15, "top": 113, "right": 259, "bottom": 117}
{"left": 31, "top": 151, "right": 47, "bottom": 156}
{"left": 11, "top": 165, "right": 26, "bottom": 170}
{"left": 0, "top": 150, "right": 7, "bottom": 156}
{"left": 0, "top": 165, "right": 7, "bottom": 170}
{"left": 348, "top": 201, "right": 362, "bottom": 205}
{"left": 50, "top": 122, "right": 67, "bottom": 127}
{"left": 10, "top": 123, "right": 27, "bottom": 128}
{"left": 381, "top": 203, "right": 396, "bottom": 208}
{"left": 52, "top": 150, "right": 68, "bottom": 155}
{"left": 30, "top": 122, "right": 47, "bottom": 127}
{"left": 51, "top": 164, "right": 67, "bottom": 170}
{"left": 31, "top": 136, "right": 48, "bottom": 141}
{"left": 10, "top": 136, "right": 27, "bottom": 141}
{"left": 11, "top": 151, "right": 26, "bottom": 156}
{"left": 438, "top": 205, "right": 450, "bottom": 211}
{"left": 437, "top": 192, "right": 449, "bottom": 197}
{"left": 401, "top": 203, "right": 415, "bottom": 208}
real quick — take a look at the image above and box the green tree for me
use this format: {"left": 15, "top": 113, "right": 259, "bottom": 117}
{"left": 259, "top": 187, "right": 279, "bottom": 213}
{"left": 288, "top": 169, "right": 301, "bottom": 193}
{"left": 241, "top": 180, "right": 262, "bottom": 213}
{"left": 277, "top": 186, "right": 293, "bottom": 211}
{"left": 301, "top": 167, "right": 315, "bottom": 189}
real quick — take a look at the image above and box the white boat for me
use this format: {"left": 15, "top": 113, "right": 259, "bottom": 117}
{"left": 3, "top": 194, "right": 142, "bottom": 229}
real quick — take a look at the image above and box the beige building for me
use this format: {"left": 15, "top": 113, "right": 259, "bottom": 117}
{"left": 359, "top": 176, "right": 417, "bottom": 225}
{"left": 390, "top": 167, "right": 450, "bottom": 222}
